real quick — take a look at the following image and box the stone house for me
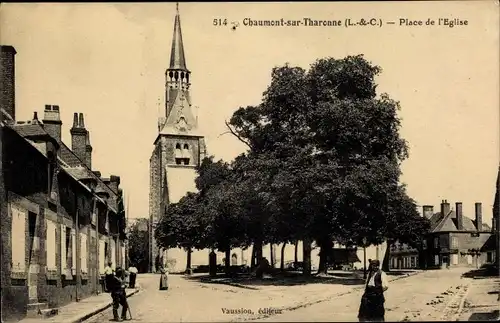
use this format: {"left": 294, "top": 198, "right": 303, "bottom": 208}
{"left": 422, "top": 200, "right": 493, "bottom": 269}
{"left": 389, "top": 200, "right": 495, "bottom": 270}
{"left": 0, "top": 45, "right": 127, "bottom": 321}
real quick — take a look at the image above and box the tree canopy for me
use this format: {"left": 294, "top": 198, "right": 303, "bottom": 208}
{"left": 154, "top": 54, "right": 430, "bottom": 275}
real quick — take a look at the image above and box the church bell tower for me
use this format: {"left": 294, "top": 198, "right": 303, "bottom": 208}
{"left": 149, "top": 3, "right": 207, "bottom": 273}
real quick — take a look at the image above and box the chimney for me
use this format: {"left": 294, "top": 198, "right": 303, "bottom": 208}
{"left": 109, "top": 175, "right": 121, "bottom": 194}
{"left": 85, "top": 132, "right": 93, "bottom": 170}
{"left": 1, "top": 45, "right": 17, "bottom": 121}
{"left": 42, "top": 105, "right": 62, "bottom": 141}
{"left": 70, "top": 112, "right": 87, "bottom": 163}
{"left": 475, "top": 202, "right": 482, "bottom": 231}
{"left": 423, "top": 205, "right": 434, "bottom": 219}
{"left": 456, "top": 202, "right": 463, "bottom": 230}
{"left": 32, "top": 111, "right": 39, "bottom": 123}
{"left": 440, "top": 200, "right": 450, "bottom": 217}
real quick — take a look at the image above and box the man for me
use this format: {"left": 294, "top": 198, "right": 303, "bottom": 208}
{"left": 104, "top": 262, "right": 114, "bottom": 293}
{"left": 110, "top": 267, "right": 130, "bottom": 321}
{"left": 128, "top": 265, "right": 138, "bottom": 288}
{"left": 358, "top": 259, "right": 389, "bottom": 322}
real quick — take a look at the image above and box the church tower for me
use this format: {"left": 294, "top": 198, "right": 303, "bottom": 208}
{"left": 149, "top": 3, "right": 207, "bottom": 273}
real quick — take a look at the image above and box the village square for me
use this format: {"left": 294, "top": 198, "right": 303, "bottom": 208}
{"left": 0, "top": 2, "right": 499, "bottom": 323}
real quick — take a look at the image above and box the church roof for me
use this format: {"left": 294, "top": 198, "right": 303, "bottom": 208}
{"left": 169, "top": 4, "right": 187, "bottom": 71}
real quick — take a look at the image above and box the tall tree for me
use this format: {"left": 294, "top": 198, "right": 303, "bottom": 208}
{"left": 128, "top": 219, "right": 150, "bottom": 273}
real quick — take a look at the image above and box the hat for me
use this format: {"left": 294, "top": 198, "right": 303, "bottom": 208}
{"left": 370, "top": 259, "right": 380, "bottom": 266}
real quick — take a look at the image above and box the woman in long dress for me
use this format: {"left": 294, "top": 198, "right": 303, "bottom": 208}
{"left": 159, "top": 267, "right": 169, "bottom": 291}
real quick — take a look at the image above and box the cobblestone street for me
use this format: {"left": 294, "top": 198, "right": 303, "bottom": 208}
{"left": 83, "top": 268, "right": 500, "bottom": 322}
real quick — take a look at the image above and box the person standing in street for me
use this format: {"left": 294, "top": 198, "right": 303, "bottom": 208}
{"left": 110, "top": 267, "right": 130, "bottom": 321}
{"left": 104, "top": 261, "right": 114, "bottom": 293}
{"left": 358, "top": 259, "right": 389, "bottom": 322}
{"left": 159, "top": 266, "right": 169, "bottom": 291}
{"left": 128, "top": 265, "right": 138, "bottom": 288}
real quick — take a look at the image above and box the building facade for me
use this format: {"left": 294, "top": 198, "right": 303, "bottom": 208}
{"left": 390, "top": 200, "right": 495, "bottom": 270}
{"left": 0, "top": 45, "right": 127, "bottom": 321}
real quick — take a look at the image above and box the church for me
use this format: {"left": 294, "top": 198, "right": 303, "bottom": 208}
{"left": 149, "top": 4, "right": 384, "bottom": 273}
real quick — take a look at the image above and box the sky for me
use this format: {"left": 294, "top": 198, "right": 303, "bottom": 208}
{"left": 1, "top": 2, "right": 498, "bottom": 225}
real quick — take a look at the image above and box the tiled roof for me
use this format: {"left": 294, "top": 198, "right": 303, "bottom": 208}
{"left": 60, "top": 143, "right": 82, "bottom": 167}
{"left": 432, "top": 209, "right": 491, "bottom": 233}
{"left": 65, "top": 166, "right": 94, "bottom": 180}
{"left": 480, "top": 234, "right": 496, "bottom": 252}
{"left": 11, "top": 123, "right": 48, "bottom": 138}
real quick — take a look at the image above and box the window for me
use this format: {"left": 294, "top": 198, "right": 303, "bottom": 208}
{"left": 434, "top": 255, "right": 440, "bottom": 265}
{"left": 411, "top": 256, "right": 416, "bottom": 268}
{"left": 434, "top": 237, "right": 439, "bottom": 248}
{"left": 11, "top": 205, "right": 26, "bottom": 272}
{"left": 451, "top": 237, "right": 458, "bottom": 249}
{"left": 80, "top": 233, "right": 88, "bottom": 274}
{"left": 487, "top": 252, "right": 493, "bottom": 263}
{"left": 46, "top": 220, "right": 57, "bottom": 270}
{"left": 65, "top": 227, "right": 71, "bottom": 269}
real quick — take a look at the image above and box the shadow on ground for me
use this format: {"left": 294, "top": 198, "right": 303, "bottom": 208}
{"left": 468, "top": 310, "right": 499, "bottom": 321}
{"left": 184, "top": 271, "right": 368, "bottom": 288}
{"left": 461, "top": 265, "right": 500, "bottom": 279}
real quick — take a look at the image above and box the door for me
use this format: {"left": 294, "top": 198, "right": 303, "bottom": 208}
{"left": 28, "top": 211, "right": 38, "bottom": 301}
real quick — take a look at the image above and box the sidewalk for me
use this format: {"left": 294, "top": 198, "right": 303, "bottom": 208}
{"left": 17, "top": 288, "right": 140, "bottom": 323}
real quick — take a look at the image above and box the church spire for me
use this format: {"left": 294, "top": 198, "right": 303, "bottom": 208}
{"left": 169, "top": 2, "right": 187, "bottom": 71}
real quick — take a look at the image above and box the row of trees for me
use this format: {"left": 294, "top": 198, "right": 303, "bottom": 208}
{"left": 154, "top": 55, "right": 431, "bottom": 276}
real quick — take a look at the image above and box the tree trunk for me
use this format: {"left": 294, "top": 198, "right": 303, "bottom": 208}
{"left": 317, "top": 239, "right": 333, "bottom": 275}
{"left": 186, "top": 247, "right": 192, "bottom": 274}
{"left": 255, "top": 239, "right": 263, "bottom": 279}
{"left": 280, "top": 243, "right": 286, "bottom": 271}
{"left": 302, "top": 238, "right": 312, "bottom": 276}
{"left": 382, "top": 240, "right": 392, "bottom": 272}
{"left": 270, "top": 244, "right": 275, "bottom": 268}
{"left": 251, "top": 245, "right": 257, "bottom": 270}
{"left": 225, "top": 248, "right": 231, "bottom": 276}
{"left": 294, "top": 240, "right": 299, "bottom": 266}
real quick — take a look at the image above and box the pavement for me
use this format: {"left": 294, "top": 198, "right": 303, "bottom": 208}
{"left": 16, "top": 287, "right": 140, "bottom": 323}
{"left": 20, "top": 268, "right": 498, "bottom": 322}
{"left": 457, "top": 276, "right": 500, "bottom": 321}
{"left": 85, "top": 270, "right": 422, "bottom": 322}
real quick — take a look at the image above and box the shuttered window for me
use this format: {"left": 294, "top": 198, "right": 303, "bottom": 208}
{"left": 71, "top": 229, "right": 76, "bottom": 270}
{"left": 11, "top": 205, "right": 26, "bottom": 272}
{"left": 46, "top": 220, "right": 57, "bottom": 270}
{"left": 81, "top": 233, "right": 88, "bottom": 273}
{"left": 61, "top": 224, "right": 67, "bottom": 269}
{"left": 99, "top": 240, "right": 106, "bottom": 273}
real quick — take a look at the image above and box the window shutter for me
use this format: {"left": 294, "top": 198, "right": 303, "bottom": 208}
{"left": 61, "top": 224, "right": 67, "bottom": 269}
{"left": 11, "top": 206, "right": 26, "bottom": 272}
{"left": 80, "top": 233, "right": 87, "bottom": 273}
{"left": 71, "top": 229, "right": 76, "bottom": 270}
{"left": 46, "top": 220, "right": 57, "bottom": 270}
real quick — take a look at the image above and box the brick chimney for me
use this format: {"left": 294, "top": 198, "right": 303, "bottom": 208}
{"left": 440, "top": 200, "right": 450, "bottom": 217}
{"left": 70, "top": 112, "right": 88, "bottom": 163}
{"left": 1, "top": 45, "right": 17, "bottom": 121}
{"left": 456, "top": 202, "right": 463, "bottom": 230}
{"left": 109, "top": 175, "right": 121, "bottom": 194}
{"left": 85, "top": 132, "right": 93, "bottom": 170}
{"left": 423, "top": 205, "right": 434, "bottom": 219}
{"left": 475, "top": 202, "right": 482, "bottom": 231}
{"left": 42, "top": 105, "right": 62, "bottom": 141}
